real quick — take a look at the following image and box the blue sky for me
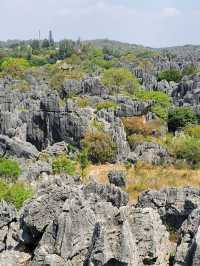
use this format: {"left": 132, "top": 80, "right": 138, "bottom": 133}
{"left": 1, "top": 0, "right": 200, "bottom": 47}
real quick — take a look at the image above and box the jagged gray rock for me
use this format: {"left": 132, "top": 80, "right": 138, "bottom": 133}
{"left": 28, "top": 182, "right": 171, "bottom": 266}
{"left": 137, "top": 187, "right": 200, "bottom": 230}
{"left": 0, "top": 135, "right": 39, "bottom": 159}
{"left": 108, "top": 170, "right": 126, "bottom": 187}
{"left": 130, "top": 142, "right": 172, "bottom": 165}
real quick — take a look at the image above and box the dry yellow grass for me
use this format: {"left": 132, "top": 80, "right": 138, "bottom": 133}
{"left": 86, "top": 163, "right": 200, "bottom": 203}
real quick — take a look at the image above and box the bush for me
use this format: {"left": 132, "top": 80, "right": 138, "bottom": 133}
{"left": 96, "top": 101, "right": 118, "bottom": 111}
{"left": 170, "top": 135, "right": 200, "bottom": 168}
{"left": 184, "top": 125, "right": 200, "bottom": 138}
{"left": 168, "top": 107, "right": 197, "bottom": 132}
{"left": 0, "top": 181, "right": 33, "bottom": 209}
{"left": 77, "top": 148, "right": 90, "bottom": 177}
{"left": 49, "top": 65, "right": 84, "bottom": 91}
{"left": 158, "top": 68, "right": 182, "bottom": 82}
{"left": 101, "top": 67, "right": 140, "bottom": 95}
{"left": 128, "top": 134, "right": 155, "bottom": 150}
{"left": 4, "top": 183, "right": 33, "bottom": 209}
{"left": 122, "top": 116, "right": 163, "bottom": 137}
{"left": 182, "top": 64, "right": 198, "bottom": 76}
{"left": 52, "top": 155, "right": 77, "bottom": 175}
{"left": 75, "top": 97, "right": 91, "bottom": 108}
{"left": 1, "top": 57, "right": 29, "bottom": 78}
{"left": 0, "top": 159, "right": 20, "bottom": 181}
{"left": 30, "top": 55, "right": 48, "bottom": 66}
{"left": 135, "top": 90, "right": 171, "bottom": 120}
{"left": 83, "top": 129, "right": 117, "bottom": 163}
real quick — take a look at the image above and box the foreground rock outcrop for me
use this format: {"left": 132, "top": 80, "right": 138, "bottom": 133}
{"left": 2, "top": 177, "right": 200, "bottom": 265}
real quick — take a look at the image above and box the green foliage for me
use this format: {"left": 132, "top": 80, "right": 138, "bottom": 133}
{"left": 184, "top": 125, "right": 200, "bottom": 138}
{"left": 30, "top": 55, "right": 48, "bottom": 66}
{"left": 135, "top": 90, "right": 171, "bottom": 120}
{"left": 151, "top": 104, "right": 168, "bottom": 121}
{"left": 0, "top": 159, "right": 20, "bottom": 182}
{"left": 1, "top": 57, "right": 29, "bottom": 78}
{"left": 52, "top": 155, "right": 77, "bottom": 175}
{"left": 101, "top": 67, "right": 140, "bottom": 95}
{"left": 90, "top": 119, "right": 105, "bottom": 131}
{"left": 0, "top": 181, "right": 33, "bottom": 209}
{"left": 4, "top": 183, "right": 33, "bottom": 209}
{"left": 168, "top": 107, "right": 197, "bottom": 132}
{"left": 170, "top": 135, "right": 200, "bottom": 168}
{"left": 58, "top": 39, "right": 75, "bottom": 59}
{"left": 49, "top": 65, "right": 84, "bottom": 90}
{"left": 77, "top": 148, "right": 90, "bottom": 177}
{"left": 158, "top": 68, "right": 182, "bottom": 82}
{"left": 65, "top": 54, "right": 82, "bottom": 65}
{"left": 96, "top": 100, "right": 118, "bottom": 111}
{"left": 128, "top": 134, "right": 154, "bottom": 150}
{"left": 135, "top": 90, "right": 171, "bottom": 107}
{"left": 83, "top": 129, "right": 117, "bottom": 163}
{"left": 182, "top": 64, "right": 198, "bottom": 76}
{"left": 75, "top": 97, "right": 91, "bottom": 108}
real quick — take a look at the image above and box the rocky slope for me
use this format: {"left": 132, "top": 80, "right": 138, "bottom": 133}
{"left": 1, "top": 174, "right": 200, "bottom": 265}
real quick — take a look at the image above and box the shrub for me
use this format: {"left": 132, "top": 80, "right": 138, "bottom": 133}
{"left": 52, "top": 155, "right": 77, "bottom": 175}
{"left": 170, "top": 135, "right": 200, "bottom": 168}
{"left": 30, "top": 55, "right": 48, "bottom": 66}
{"left": 77, "top": 148, "right": 90, "bottom": 177}
{"left": 0, "top": 159, "right": 20, "bottom": 181}
{"left": 4, "top": 183, "right": 33, "bottom": 209}
{"left": 0, "top": 181, "right": 33, "bottom": 209}
{"left": 168, "top": 107, "right": 197, "bottom": 132}
{"left": 122, "top": 116, "right": 163, "bottom": 137}
{"left": 135, "top": 90, "right": 171, "bottom": 120}
{"left": 182, "top": 64, "right": 198, "bottom": 76}
{"left": 49, "top": 65, "right": 84, "bottom": 91}
{"left": 96, "top": 101, "right": 118, "bottom": 111}
{"left": 158, "top": 68, "right": 182, "bottom": 82}
{"left": 128, "top": 134, "right": 154, "bottom": 150}
{"left": 1, "top": 57, "right": 29, "bottom": 78}
{"left": 101, "top": 67, "right": 140, "bottom": 95}
{"left": 75, "top": 97, "right": 91, "bottom": 108}
{"left": 83, "top": 129, "right": 117, "bottom": 163}
{"left": 184, "top": 125, "right": 200, "bottom": 138}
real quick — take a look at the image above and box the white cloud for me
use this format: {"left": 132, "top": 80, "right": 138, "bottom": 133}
{"left": 162, "top": 7, "right": 181, "bottom": 17}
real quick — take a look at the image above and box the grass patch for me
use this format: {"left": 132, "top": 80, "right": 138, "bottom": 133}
{"left": 86, "top": 163, "right": 200, "bottom": 203}
{"left": 0, "top": 181, "right": 33, "bottom": 209}
{"left": 0, "top": 159, "right": 21, "bottom": 182}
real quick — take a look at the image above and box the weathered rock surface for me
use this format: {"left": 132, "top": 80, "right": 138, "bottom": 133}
{"left": 130, "top": 142, "right": 172, "bottom": 165}
{"left": 26, "top": 181, "right": 170, "bottom": 266}
{"left": 137, "top": 187, "right": 200, "bottom": 229}
{"left": 3, "top": 183, "right": 200, "bottom": 265}
{"left": 0, "top": 135, "right": 39, "bottom": 159}
{"left": 108, "top": 170, "right": 126, "bottom": 187}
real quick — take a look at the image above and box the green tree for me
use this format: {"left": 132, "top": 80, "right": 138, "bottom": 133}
{"left": 30, "top": 40, "right": 40, "bottom": 50}
{"left": 42, "top": 39, "right": 50, "bottom": 48}
{"left": 101, "top": 67, "right": 140, "bottom": 95}
{"left": 168, "top": 107, "right": 197, "bottom": 132}
{"left": 158, "top": 68, "right": 182, "bottom": 82}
